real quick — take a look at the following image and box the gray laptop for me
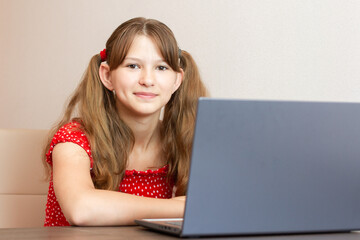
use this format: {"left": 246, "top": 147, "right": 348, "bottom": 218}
{"left": 136, "top": 98, "right": 360, "bottom": 237}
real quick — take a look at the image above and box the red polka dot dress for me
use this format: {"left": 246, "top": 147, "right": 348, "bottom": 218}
{"left": 44, "top": 121, "right": 173, "bottom": 227}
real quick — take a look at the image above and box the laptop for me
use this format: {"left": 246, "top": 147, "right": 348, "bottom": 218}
{"left": 135, "top": 98, "right": 360, "bottom": 237}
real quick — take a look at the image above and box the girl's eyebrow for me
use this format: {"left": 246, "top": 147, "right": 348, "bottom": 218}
{"left": 124, "top": 57, "right": 141, "bottom": 61}
{"left": 124, "top": 57, "right": 166, "bottom": 63}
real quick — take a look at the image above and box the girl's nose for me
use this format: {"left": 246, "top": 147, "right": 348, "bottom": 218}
{"left": 139, "top": 68, "right": 155, "bottom": 87}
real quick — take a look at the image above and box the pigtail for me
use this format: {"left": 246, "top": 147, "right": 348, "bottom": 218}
{"left": 162, "top": 50, "right": 209, "bottom": 196}
{"left": 77, "top": 54, "right": 134, "bottom": 190}
{"left": 79, "top": 54, "right": 120, "bottom": 190}
{"left": 43, "top": 54, "right": 133, "bottom": 190}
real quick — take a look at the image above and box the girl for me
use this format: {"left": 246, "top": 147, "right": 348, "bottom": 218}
{"left": 43, "top": 17, "right": 208, "bottom": 226}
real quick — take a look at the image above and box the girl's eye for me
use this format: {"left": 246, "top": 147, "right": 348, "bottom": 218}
{"left": 157, "top": 65, "right": 168, "bottom": 71}
{"left": 128, "top": 64, "right": 139, "bottom": 69}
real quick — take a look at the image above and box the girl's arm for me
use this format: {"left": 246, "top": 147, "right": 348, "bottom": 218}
{"left": 52, "top": 142, "right": 185, "bottom": 226}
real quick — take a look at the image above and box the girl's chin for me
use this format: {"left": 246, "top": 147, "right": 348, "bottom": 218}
{"left": 131, "top": 107, "right": 163, "bottom": 117}
{"left": 116, "top": 100, "right": 165, "bottom": 117}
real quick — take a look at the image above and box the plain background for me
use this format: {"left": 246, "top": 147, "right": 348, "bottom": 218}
{"left": 1, "top": 0, "right": 360, "bottom": 130}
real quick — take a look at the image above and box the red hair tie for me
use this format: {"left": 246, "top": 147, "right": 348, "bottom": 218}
{"left": 100, "top": 49, "right": 107, "bottom": 61}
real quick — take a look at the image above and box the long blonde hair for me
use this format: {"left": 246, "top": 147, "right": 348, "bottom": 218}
{"left": 43, "top": 17, "right": 208, "bottom": 195}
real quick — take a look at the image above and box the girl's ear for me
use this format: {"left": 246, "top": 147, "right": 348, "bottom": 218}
{"left": 173, "top": 68, "right": 184, "bottom": 93}
{"left": 99, "top": 63, "right": 114, "bottom": 91}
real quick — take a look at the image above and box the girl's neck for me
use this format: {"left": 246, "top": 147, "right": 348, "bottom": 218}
{"left": 117, "top": 107, "right": 162, "bottom": 151}
{"left": 116, "top": 103, "right": 166, "bottom": 170}
{"left": 122, "top": 116, "right": 164, "bottom": 171}
{"left": 131, "top": 118, "right": 161, "bottom": 151}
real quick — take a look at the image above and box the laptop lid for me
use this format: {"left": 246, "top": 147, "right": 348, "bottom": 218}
{"left": 181, "top": 98, "right": 360, "bottom": 237}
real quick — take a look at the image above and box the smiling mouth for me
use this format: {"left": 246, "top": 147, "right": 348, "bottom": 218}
{"left": 134, "top": 92, "right": 158, "bottom": 99}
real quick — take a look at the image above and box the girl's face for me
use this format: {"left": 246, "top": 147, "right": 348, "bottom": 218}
{"left": 101, "top": 35, "right": 183, "bottom": 118}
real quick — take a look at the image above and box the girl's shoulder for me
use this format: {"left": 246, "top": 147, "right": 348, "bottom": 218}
{"left": 56, "top": 120, "right": 86, "bottom": 138}
{"left": 46, "top": 120, "right": 94, "bottom": 169}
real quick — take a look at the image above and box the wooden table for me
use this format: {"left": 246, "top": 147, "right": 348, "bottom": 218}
{"left": 1, "top": 226, "right": 360, "bottom": 240}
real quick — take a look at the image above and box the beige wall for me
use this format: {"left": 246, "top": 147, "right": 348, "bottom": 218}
{"left": 1, "top": 0, "right": 360, "bottom": 129}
